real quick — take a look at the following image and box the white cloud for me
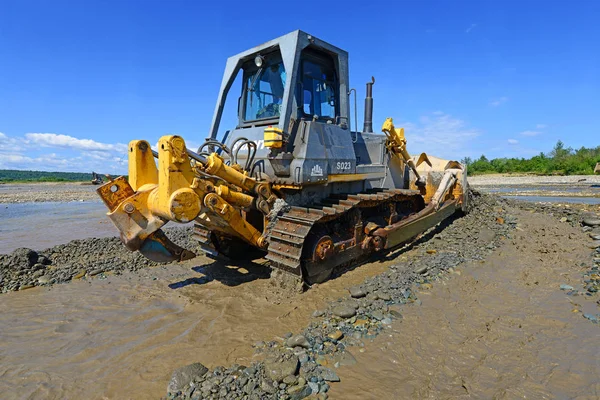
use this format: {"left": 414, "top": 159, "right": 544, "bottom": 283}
{"left": 402, "top": 112, "right": 480, "bottom": 158}
{"left": 490, "top": 97, "right": 508, "bottom": 107}
{"left": 520, "top": 130, "right": 542, "bottom": 136}
{"left": 465, "top": 23, "right": 477, "bottom": 33}
{"left": 0, "top": 132, "right": 128, "bottom": 174}
{"left": 535, "top": 124, "right": 547, "bottom": 129}
{"left": 25, "top": 133, "right": 127, "bottom": 152}
{"left": 508, "top": 139, "right": 519, "bottom": 145}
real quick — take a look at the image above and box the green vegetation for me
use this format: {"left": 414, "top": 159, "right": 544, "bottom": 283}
{"left": 0, "top": 170, "right": 91, "bottom": 183}
{"left": 463, "top": 141, "right": 600, "bottom": 176}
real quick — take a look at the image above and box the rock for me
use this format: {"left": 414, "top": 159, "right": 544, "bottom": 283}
{"left": 381, "top": 317, "right": 393, "bottom": 325}
{"left": 332, "top": 305, "right": 356, "bottom": 318}
{"left": 9, "top": 248, "right": 38, "bottom": 268}
{"left": 589, "top": 240, "right": 600, "bottom": 249}
{"left": 560, "top": 284, "right": 574, "bottom": 291}
{"left": 331, "top": 351, "right": 357, "bottom": 367}
{"left": 414, "top": 265, "right": 429, "bottom": 274}
{"left": 308, "top": 381, "right": 319, "bottom": 394}
{"left": 38, "top": 275, "right": 51, "bottom": 284}
{"left": 288, "top": 383, "right": 312, "bottom": 400}
{"left": 319, "top": 367, "right": 340, "bottom": 382}
{"left": 371, "top": 310, "right": 384, "bottom": 321}
{"left": 312, "top": 310, "right": 324, "bottom": 317}
{"left": 287, "top": 334, "right": 310, "bottom": 348}
{"left": 348, "top": 286, "right": 367, "bottom": 298}
{"left": 583, "top": 218, "right": 600, "bottom": 227}
{"left": 323, "top": 329, "right": 341, "bottom": 341}
{"left": 590, "top": 234, "right": 600, "bottom": 240}
{"left": 261, "top": 380, "right": 278, "bottom": 394}
{"left": 374, "top": 290, "right": 391, "bottom": 301}
{"left": 583, "top": 313, "right": 598, "bottom": 323}
{"left": 264, "top": 355, "right": 299, "bottom": 382}
{"left": 283, "top": 375, "right": 298, "bottom": 385}
{"left": 72, "top": 270, "right": 86, "bottom": 280}
{"left": 167, "top": 362, "right": 209, "bottom": 394}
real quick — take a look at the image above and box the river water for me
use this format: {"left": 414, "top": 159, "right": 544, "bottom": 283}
{"left": 0, "top": 201, "right": 115, "bottom": 254}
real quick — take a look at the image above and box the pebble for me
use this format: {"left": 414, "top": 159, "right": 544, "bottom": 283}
{"left": 332, "top": 305, "right": 356, "bottom": 318}
{"left": 589, "top": 240, "right": 600, "bottom": 249}
{"left": 319, "top": 367, "right": 340, "bottom": 382}
{"left": 167, "top": 362, "right": 208, "bottom": 394}
{"left": 560, "top": 284, "right": 574, "bottom": 291}
{"left": 264, "top": 355, "right": 299, "bottom": 382}
{"left": 287, "top": 334, "right": 310, "bottom": 349}
{"left": 327, "top": 330, "right": 343, "bottom": 341}
{"left": 583, "top": 313, "right": 598, "bottom": 323}
{"left": 582, "top": 218, "right": 600, "bottom": 227}
{"left": 348, "top": 286, "right": 367, "bottom": 298}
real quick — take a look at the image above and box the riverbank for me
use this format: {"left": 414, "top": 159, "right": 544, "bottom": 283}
{"left": 0, "top": 182, "right": 98, "bottom": 203}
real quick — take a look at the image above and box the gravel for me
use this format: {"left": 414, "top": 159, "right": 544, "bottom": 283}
{"left": 0, "top": 226, "right": 198, "bottom": 293}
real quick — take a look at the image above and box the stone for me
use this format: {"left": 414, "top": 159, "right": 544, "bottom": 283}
{"left": 261, "top": 380, "right": 278, "bottom": 394}
{"left": 371, "top": 310, "right": 384, "bottom": 321}
{"left": 287, "top": 334, "right": 310, "bottom": 348}
{"left": 283, "top": 375, "right": 298, "bottom": 385}
{"left": 312, "top": 310, "right": 324, "bottom": 317}
{"left": 319, "top": 367, "right": 340, "bottom": 382}
{"left": 331, "top": 351, "right": 357, "bottom": 367}
{"left": 38, "top": 275, "right": 51, "bottom": 284}
{"left": 327, "top": 330, "right": 343, "bottom": 341}
{"left": 308, "top": 382, "right": 319, "bottom": 394}
{"left": 348, "top": 286, "right": 367, "bottom": 298}
{"left": 288, "top": 384, "right": 312, "bottom": 400}
{"left": 374, "top": 290, "right": 391, "bottom": 301}
{"left": 414, "top": 265, "right": 429, "bottom": 274}
{"left": 590, "top": 234, "right": 600, "bottom": 240}
{"left": 583, "top": 313, "right": 598, "bottom": 323}
{"left": 264, "top": 355, "right": 299, "bottom": 382}
{"left": 560, "top": 284, "right": 574, "bottom": 291}
{"left": 332, "top": 305, "right": 356, "bottom": 318}
{"left": 583, "top": 218, "right": 600, "bottom": 227}
{"left": 589, "top": 240, "right": 600, "bottom": 249}
{"left": 167, "top": 362, "right": 209, "bottom": 394}
{"left": 72, "top": 270, "right": 86, "bottom": 280}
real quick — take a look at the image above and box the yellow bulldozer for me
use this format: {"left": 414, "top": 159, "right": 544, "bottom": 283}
{"left": 97, "top": 31, "right": 468, "bottom": 285}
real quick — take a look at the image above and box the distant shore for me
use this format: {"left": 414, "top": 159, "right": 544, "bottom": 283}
{"left": 468, "top": 174, "right": 600, "bottom": 186}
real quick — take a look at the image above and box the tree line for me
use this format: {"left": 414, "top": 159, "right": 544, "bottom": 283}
{"left": 463, "top": 141, "right": 600, "bottom": 175}
{"left": 0, "top": 170, "right": 91, "bottom": 182}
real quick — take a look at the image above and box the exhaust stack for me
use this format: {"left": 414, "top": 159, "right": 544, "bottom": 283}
{"left": 363, "top": 77, "right": 375, "bottom": 133}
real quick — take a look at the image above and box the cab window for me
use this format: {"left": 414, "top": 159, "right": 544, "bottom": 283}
{"left": 244, "top": 61, "right": 286, "bottom": 121}
{"left": 302, "top": 60, "right": 337, "bottom": 119}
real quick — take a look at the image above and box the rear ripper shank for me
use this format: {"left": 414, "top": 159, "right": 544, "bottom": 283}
{"left": 97, "top": 30, "right": 468, "bottom": 285}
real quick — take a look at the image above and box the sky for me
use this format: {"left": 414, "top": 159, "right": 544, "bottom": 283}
{"left": 0, "top": 0, "right": 598, "bottom": 174}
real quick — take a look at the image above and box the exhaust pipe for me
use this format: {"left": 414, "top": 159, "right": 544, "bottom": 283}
{"left": 363, "top": 77, "right": 375, "bottom": 133}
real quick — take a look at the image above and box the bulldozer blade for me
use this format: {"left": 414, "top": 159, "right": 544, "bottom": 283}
{"left": 138, "top": 229, "right": 196, "bottom": 263}
{"left": 415, "top": 152, "right": 433, "bottom": 168}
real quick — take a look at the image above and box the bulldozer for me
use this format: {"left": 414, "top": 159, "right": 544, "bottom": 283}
{"left": 96, "top": 30, "right": 468, "bottom": 285}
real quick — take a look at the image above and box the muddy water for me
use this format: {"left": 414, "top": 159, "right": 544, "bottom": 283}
{"left": 2, "top": 202, "right": 599, "bottom": 399}
{"left": 331, "top": 209, "right": 600, "bottom": 399}
{"left": 0, "top": 253, "right": 393, "bottom": 400}
{"left": 0, "top": 201, "right": 116, "bottom": 253}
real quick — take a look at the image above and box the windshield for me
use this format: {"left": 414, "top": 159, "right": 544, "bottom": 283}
{"left": 302, "top": 60, "right": 336, "bottom": 119}
{"left": 244, "top": 61, "right": 286, "bottom": 121}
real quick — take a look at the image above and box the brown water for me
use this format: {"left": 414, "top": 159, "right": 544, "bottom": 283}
{"left": 1, "top": 208, "right": 599, "bottom": 399}
{"left": 0, "top": 254, "right": 391, "bottom": 400}
{"left": 331, "top": 209, "right": 600, "bottom": 399}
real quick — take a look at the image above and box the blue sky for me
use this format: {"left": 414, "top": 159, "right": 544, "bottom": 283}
{"left": 1, "top": 0, "right": 598, "bottom": 173}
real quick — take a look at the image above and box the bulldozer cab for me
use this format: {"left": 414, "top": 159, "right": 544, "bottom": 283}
{"left": 209, "top": 30, "right": 350, "bottom": 140}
